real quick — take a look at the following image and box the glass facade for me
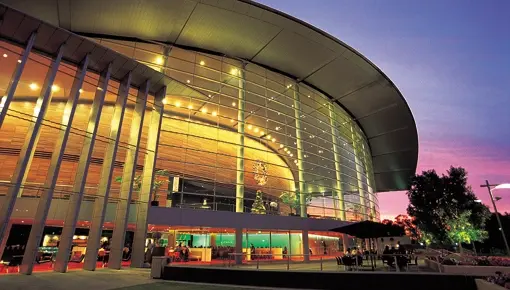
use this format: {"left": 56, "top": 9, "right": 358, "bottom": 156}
{"left": 0, "top": 36, "right": 379, "bottom": 223}
{"left": 147, "top": 226, "right": 345, "bottom": 262}
{"left": 91, "top": 37, "right": 379, "bottom": 221}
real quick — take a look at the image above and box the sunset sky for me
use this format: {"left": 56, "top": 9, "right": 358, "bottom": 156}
{"left": 260, "top": 0, "right": 510, "bottom": 219}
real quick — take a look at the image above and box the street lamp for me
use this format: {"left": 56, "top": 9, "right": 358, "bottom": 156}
{"left": 480, "top": 180, "right": 510, "bottom": 256}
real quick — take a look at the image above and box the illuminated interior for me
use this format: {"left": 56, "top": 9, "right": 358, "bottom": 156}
{"left": 0, "top": 36, "right": 379, "bottom": 221}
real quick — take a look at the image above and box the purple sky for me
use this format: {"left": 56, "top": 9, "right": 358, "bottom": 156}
{"left": 258, "top": 0, "right": 510, "bottom": 219}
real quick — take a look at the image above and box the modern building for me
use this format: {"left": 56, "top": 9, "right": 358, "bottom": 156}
{"left": 0, "top": 0, "right": 417, "bottom": 274}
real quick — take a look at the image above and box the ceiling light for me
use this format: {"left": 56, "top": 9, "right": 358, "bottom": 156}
{"left": 199, "top": 60, "right": 205, "bottom": 66}
{"left": 155, "top": 56, "right": 164, "bottom": 65}
{"left": 212, "top": 111, "right": 217, "bottom": 116}
{"left": 2, "top": 54, "right": 7, "bottom": 58}
{"left": 284, "top": 148, "right": 288, "bottom": 152}
{"left": 175, "top": 101, "right": 181, "bottom": 108}
{"left": 271, "top": 138, "right": 276, "bottom": 142}
{"left": 260, "top": 131, "right": 265, "bottom": 135}
{"left": 254, "top": 127, "right": 259, "bottom": 133}
{"left": 29, "top": 83, "right": 39, "bottom": 91}
{"left": 247, "top": 125, "right": 252, "bottom": 130}
{"left": 232, "top": 102, "right": 236, "bottom": 107}
{"left": 51, "top": 85, "right": 60, "bottom": 92}
{"left": 290, "top": 154, "right": 293, "bottom": 157}
{"left": 186, "top": 80, "right": 190, "bottom": 83}
{"left": 188, "top": 104, "right": 193, "bottom": 109}
{"left": 230, "top": 119, "right": 234, "bottom": 123}
{"left": 201, "top": 108, "right": 207, "bottom": 114}
{"left": 230, "top": 68, "right": 238, "bottom": 75}
{"left": 17, "top": 59, "right": 22, "bottom": 63}
{"left": 279, "top": 144, "right": 284, "bottom": 148}
{"left": 79, "top": 89, "right": 84, "bottom": 94}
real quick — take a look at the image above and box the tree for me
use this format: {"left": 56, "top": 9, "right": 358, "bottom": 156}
{"left": 115, "top": 169, "right": 170, "bottom": 201}
{"left": 394, "top": 214, "right": 421, "bottom": 240}
{"left": 251, "top": 190, "right": 266, "bottom": 214}
{"left": 279, "top": 190, "right": 312, "bottom": 215}
{"left": 351, "top": 204, "right": 362, "bottom": 221}
{"left": 445, "top": 210, "right": 488, "bottom": 253}
{"left": 406, "top": 166, "right": 490, "bottom": 243}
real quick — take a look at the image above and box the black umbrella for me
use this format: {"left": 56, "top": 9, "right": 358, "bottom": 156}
{"left": 329, "top": 220, "right": 405, "bottom": 239}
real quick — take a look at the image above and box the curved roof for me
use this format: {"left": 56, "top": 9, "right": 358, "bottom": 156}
{"left": 0, "top": 0, "right": 418, "bottom": 192}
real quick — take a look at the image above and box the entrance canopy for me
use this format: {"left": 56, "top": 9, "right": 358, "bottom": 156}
{"left": 330, "top": 220, "right": 405, "bottom": 239}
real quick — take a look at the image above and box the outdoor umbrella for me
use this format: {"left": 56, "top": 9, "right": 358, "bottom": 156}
{"left": 329, "top": 220, "right": 405, "bottom": 239}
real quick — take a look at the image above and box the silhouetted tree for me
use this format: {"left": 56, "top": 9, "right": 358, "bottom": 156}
{"left": 406, "top": 166, "right": 490, "bottom": 244}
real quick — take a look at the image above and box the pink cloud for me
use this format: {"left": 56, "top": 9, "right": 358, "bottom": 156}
{"left": 378, "top": 137, "right": 510, "bottom": 219}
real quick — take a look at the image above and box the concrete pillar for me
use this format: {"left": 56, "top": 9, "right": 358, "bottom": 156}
{"left": 0, "top": 44, "right": 64, "bottom": 253}
{"left": 235, "top": 64, "right": 246, "bottom": 213}
{"left": 350, "top": 124, "right": 367, "bottom": 219}
{"left": 0, "top": 32, "right": 36, "bottom": 128}
{"left": 0, "top": 221, "right": 13, "bottom": 261}
{"left": 130, "top": 87, "right": 165, "bottom": 268}
{"left": 21, "top": 52, "right": 89, "bottom": 275}
{"left": 108, "top": 80, "right": 150, "bottom": 270}
{"left": 342, "top": 234, "right": 349, "bottom": 252}
{"left": 235, "top": 227, "right": 243, "bottom": 265}
{"left": 302, "top": 230, "right": 310, "bottom": 262}
{"left": 328, "top": 103, "right": 346, "bottom": 221}
{"left": 210, "top": 234, "right": 217, "bottom": 248}
{"left": 54, "top": 64, "right": 112, "bottom": 273}
{"left": 81, "top": 72, "right": 132, "bottom": 271}
{"left": 293, "top": 85, "right": 306, "bottom": 217}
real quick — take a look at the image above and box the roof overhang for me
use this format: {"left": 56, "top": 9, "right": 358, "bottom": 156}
{"left": 0, "top": 0, "right": 418, "bottom": 191}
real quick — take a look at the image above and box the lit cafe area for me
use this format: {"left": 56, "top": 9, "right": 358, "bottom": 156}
{"left": 145, "top": 226, "right": 345, "bottom": 264}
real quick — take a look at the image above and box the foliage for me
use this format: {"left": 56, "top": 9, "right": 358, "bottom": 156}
{"left": 382, "top": 214, "right": 422, "bottom": 240}
{"left": 351, "top": 204, "right": 362, "bottom": 220}
{"left": 419, "top": 231, "right": 435, "bottom": 246}
{"left": 279, "top": 190, "right": 312, "bottom": 215}
{"left": 406, "top": 166, "right": 490, "bottom": 243}
{"left": 115, "top": 169, "right": 170, "bottom": 201}
{"left": 251, "top": 190, "right": 266, "bottom": 214}
{"left": 445, "top": 210, "right": 488, "bottom": 245}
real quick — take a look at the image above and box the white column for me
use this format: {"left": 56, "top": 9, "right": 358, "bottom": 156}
{"left": 0, "top": 221, "right": 13, "bottom": 261}
{"left": 108, "top": 80, "right": 150, "bottom": 270}
{"left": 0, "top": 33, "right": 36, "bottom": 128}
{"left": 0, "top": 44, "right": 64, "bottom": 255}
{"left": 328, "top": 103, "right": 346, "bottom": 221}
{"left": 21, "top": 52, "right": 89, "bottom": 275}
{"left": 293, "top": 85, "right": 306, "bottom": 217}
{"left": 131, "top": 86, "right": 165, "bottom": 268}
{"left": 0, "top": 31, "right": 35, "bottom": 257}
{"left": 235, "top": 64, "right": 245, "bottom": 213}
{"left": 54, "top": 64, "right": 112, "bottom": 273}
{"left": 302, "top": 230, "right": 310, "bottom": 262}
{"left": 82, "top": 72, "right": 132, "bottom": 271}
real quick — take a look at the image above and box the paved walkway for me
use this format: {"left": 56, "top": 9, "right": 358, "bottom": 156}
{"left": 0, "top": 268, "right": 289, "bottom": 290}
{"left": 0, "top": 268, "right": 155, "bottom": 290}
